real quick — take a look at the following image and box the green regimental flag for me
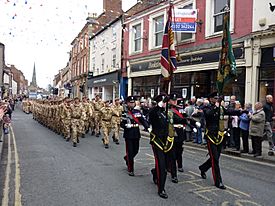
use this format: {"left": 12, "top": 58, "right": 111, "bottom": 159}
{"left": 216, "top": 9, "right": 236, "bottom": 95}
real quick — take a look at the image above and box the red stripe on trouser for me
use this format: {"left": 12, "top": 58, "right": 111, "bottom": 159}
{"left": 152, "top": 146, "right": 160, "bottom": 190}
{"left": 207, "top": 140, "right": 216, "bottom": 184}
{"left": 125, "top": 141, "right": 131, "bottom": 172}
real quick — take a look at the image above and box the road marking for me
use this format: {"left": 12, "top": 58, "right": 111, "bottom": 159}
{"left": 188, "top": 171, "right": 251, "bottom": 198}
{"left": 1, "top": 133, "right": 11, "bottom": 206}
{"left": 10, "top": 126, "right": 22, "bottom": 206}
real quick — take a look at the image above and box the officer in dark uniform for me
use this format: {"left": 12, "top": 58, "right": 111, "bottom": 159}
{"left": 121, "top": 96, "right": 149, "bottom": 176}
{"left": 199, "top": 92, "right": 241, "bottom": 189}
{"left": 168, "top": 93, "right": 188, "bottom": 179}
{"left": 149, "top": 94, "right": 173, "bottom": 199}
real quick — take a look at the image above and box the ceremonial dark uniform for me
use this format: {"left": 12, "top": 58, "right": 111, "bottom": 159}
{"left": 199, "top": 92, "right": 241, "bottom": 189}
{"left": 121, "top": 96, "right": 149, "bottom": 176}
{"left": 149, "top": 94, "right": 173, "bottom": 199}
{"left": 169, "top": 103, "right": 187, "bottom": 175}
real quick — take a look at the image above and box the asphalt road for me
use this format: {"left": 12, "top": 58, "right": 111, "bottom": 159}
{"left": 1, "top": 109, "right": 275, "bottom": 206}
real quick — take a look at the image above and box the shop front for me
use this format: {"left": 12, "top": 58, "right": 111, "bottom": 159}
{"left": 129, "top": 46, "right": 245, "bottom": 102}
{"left": 258, "top": 46, "right": 275, "bottom": 102}
{"left": 87, "top": 71, "right": 119, "bottom": 101}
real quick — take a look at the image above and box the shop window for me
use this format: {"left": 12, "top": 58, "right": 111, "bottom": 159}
{"left": 259, "top": 67, "right": 275, "bottom": 102}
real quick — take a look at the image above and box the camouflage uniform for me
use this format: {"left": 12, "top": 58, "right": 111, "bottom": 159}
{"left": 82, "top": 101, "right": 93, "bottom": 136}
{"left": 111, "top": 101, "right": 123, "bottom": 143}
{"left": 100, "top": 101, "right": 114, "bottom": 147}
{"left": 94, "top": 98, "right": 104, "bottom": 136}
{"left": 70, "top": 99, "right": 86, "bottom": 146}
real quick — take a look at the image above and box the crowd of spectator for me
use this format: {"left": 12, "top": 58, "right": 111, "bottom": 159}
{"left": 134, "top": 94, "right": 275, "bottom": 157}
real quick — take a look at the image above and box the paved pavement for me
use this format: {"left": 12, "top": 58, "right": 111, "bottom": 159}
{"left": 0, "top": 110, "right": 275, "bottom": 206}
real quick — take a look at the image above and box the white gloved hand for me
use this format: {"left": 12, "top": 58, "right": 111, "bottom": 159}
{"left": 148, "top": 128, "right": 152, "bottom": 133}
{"left": 158, "top": 101, "right": 164, "bottom": 108}
{"left": 193, "top": 128, "right": 197, "bottom": 133}
{"left": 195, "top": 122, "right": 201, "bottom": 128}
{"left": 126, "top": 124, "right": 131, "bottom": 128}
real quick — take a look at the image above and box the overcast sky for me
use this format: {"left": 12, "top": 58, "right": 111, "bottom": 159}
{"left": 0, "top": 0, "right": 136, "bottom": 88}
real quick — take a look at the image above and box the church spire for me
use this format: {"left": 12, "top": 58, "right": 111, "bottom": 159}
{"left": 31, "top": 62, "right": 37, "bottom": 87}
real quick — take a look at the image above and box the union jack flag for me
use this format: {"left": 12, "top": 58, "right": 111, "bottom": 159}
{"left": 160, "top": 5, "right": 177, "bottom": 81}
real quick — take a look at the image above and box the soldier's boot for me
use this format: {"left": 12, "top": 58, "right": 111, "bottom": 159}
{"left": 91, "top": 131, "right": 95, "bottom": 136}
{"left": 85, "top": 129, "right": 89, "bottom": 134}
{"left": 82, "top": 134, "right": 85, "bottom": 138}
{"left": 73, "top": 142, "right": 77, "bottom": 147}
{"left": 112, "top": 135, "right": 116, "bottom": 142}
{"left": 66, "top": 137, "right": 70, "bottom": 142}
{"left": 104, "top": 144, "right": 109, "bottom": 149}
{"left": 96, "top": 133, "right": 100, "bottom": 137}
{"left": 77, "top": 138, "right": 80, "bottom": 143}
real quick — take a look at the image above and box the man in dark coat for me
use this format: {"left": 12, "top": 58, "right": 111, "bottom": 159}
{"left": 149, "top": 94, "right": 173, "bottom": 199}
{"left": 121, "top": 96, "right": 149, "bottom": 176}
{"left": 199, "top": 92, "right": 241, "bottom": 190}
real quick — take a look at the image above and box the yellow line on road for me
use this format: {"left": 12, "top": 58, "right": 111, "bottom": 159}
{"left": 1, "top": 133, "right": 11, "bottom": 206}
{"left": 10, "top": 126, "right": 22, "bottom": 206}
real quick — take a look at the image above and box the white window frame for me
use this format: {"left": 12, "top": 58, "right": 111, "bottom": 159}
{"left": 205, "top": 0, "right": 235, "bottom": 38}
{"left": 175, "top": 0, "right": 196, "bottom": 43}
{"left": 101, "top": 54, "right": 105, "bottom": 73}
{"left": 129, "top": 19, "right": 144, "bottom": 55}
{"left": 149, "top": 11, "right": 166, "bottom": 50}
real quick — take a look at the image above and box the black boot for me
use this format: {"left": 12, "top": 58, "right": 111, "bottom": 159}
{"left": 158, "top": 190, "right": 168, "bottom": 199}
{"left": 73, "top": 142, "right": 77, "bottom": 147}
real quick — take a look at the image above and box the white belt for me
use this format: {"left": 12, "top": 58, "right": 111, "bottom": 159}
{"left": 126, "top": 124, "right": 139, "bottom": 128}
{"left": 174, "top": 124, "right": 184, "bottom": 128}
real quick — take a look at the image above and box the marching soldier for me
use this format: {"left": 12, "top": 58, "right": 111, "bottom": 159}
{"left": 100, "top": 100, "right": 114, "bottom": 148}
{"left": 82, "top": 97, "right": 93, "bottom": 137}
{"left": 94, "top": 95, "right": 104, "bottom": 137}
{"left": 167, "top": 93, "right": 188, "bottom": 183}
{"left": 121, "top": 96, "right": 149, "bottom": 176}
{"left": 61, "top": 98, "right": 72, "bottom": 141}
{"left": 199, "top": 92, "right": 241, "bottom": 189}
{"left": 111, "top": 98, "right": 123, "bottom": 144}
{"left": 70, "top": 97, "right": 86, "bottom": 147}
{"left": 149, "top": 94, "right": 173, "bottom": 199}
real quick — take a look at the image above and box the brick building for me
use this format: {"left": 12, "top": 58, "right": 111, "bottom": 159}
{"left": 70, "top": 0, "right": 123, "bottom": 98}
{"left": 123, "top": 0, "right": 253, "bottom": 103}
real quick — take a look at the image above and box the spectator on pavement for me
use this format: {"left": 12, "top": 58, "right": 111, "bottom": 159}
{"left": 231, "top": 101, "right": 241, "bottom": 151}
{"left": 249, "top": 102, "right": 265, "bottom": 157}
{"left": 263, "top": 95, "right": 275, "bottom": 156}
{"left": 239, "top": 103, "right": 252, "bottom": 153}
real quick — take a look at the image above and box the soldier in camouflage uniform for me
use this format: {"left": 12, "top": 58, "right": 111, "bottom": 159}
{"left": 70, "top": 97, "right": 86, "bottom": 147}
{"left": 82, "top": 97, "right": 93, "bottom": 137}
{"left": 60, "top": 98, "right": 72, "bottom": 141}
{"left": 94, "top": 95, "right": 104, "bottom": 137}
{"left": 90, "top": 98, "right": 96, "bottom": 135}
{"left": 100, "top": 100, "right": 114, "bottom": 148}
{"left": 111, "top": 98, "right": 123, "bottom": 144}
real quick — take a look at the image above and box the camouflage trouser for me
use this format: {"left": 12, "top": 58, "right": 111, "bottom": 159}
{"left": 63, "top": 119, "right": 71, "bottom": 138}
{"left": 80, "top": 120, "right": 85, "bottom": 135}
{"left": 112, "top": 123, "right": 120, "bottom": 141}
{"left": 89, "top": 117, "right": 95, "bottom": 131}
{"left": 94, "top": 113, "right": 102, "bottom": 134}
{"left": 84, "top": 119, "right": 90, "bottom": 132}
{"left": 71, "top": 119, "right": 83, "bottom": 143}
{"left": 102, "top": 121, "right": 112, "bottom": 145}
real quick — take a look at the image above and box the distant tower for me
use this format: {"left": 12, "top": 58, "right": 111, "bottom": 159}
{"left": 31, "top": 62, "right": 37, "bottom": 87}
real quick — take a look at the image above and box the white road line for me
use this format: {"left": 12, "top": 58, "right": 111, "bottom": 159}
{"left": 1, "top": 133, "right": 11, "bottom": 206}
{"left": 10, "top": 126, "right": 22, "bottom": 206}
